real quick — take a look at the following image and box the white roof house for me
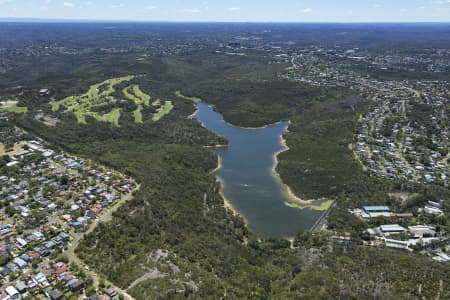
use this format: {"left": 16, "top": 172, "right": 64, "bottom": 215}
{"left": 16, "top": 237, "right": 28, "bottom": 248}
{"left": 432, "top": 253, "right": 450, "bottom": 262}
{"left": 6, "top": 161, "right": 19, "bottom": 167}
{"left": 379, "top": 224, "right": 406, "bottom": 233}
{"left": 13, "top": 257, "right": 27, "bottom": 269}
{"left": 32, "top": 231, "right": 44, "bottom": 240}
{"left": 424, "top": 205, "right": 444, "bottom": 215}
{"left": 5, "top": 286, "right": 19, "bottom": 299}
{"left": 384, "top": 239, "right": 410, "bottom": 251}
{"left": 385, "top": 237, "right": 438, "bottom": 251}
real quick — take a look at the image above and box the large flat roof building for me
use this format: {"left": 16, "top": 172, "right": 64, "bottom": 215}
{"left": 363, "top": 206, "right": 390, "bottom": 213}
{"left": 379, "top": 224, "right": 406, "bottom": 233}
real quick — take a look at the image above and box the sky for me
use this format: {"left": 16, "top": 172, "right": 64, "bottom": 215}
{"left": 0, "top": 0, "right": 449, "bottom": 22}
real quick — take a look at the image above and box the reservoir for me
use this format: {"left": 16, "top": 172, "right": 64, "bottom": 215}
{"left": 194, "top": 102, "right": 321, "bottom": 238}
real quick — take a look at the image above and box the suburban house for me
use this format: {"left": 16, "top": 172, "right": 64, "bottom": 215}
{"left": 48, "top": 289, "right": 64, "bottom": 300}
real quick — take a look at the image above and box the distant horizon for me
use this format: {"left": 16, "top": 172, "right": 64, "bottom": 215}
{"left": 0, "top": 1, "right": 449, "bottom": 23}
{"left": 0, "top": 17, "right": 449, "bottom": 25}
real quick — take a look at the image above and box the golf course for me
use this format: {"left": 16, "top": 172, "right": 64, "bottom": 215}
{"left": 51, "top": 76, "right": 174, "bottom": 126}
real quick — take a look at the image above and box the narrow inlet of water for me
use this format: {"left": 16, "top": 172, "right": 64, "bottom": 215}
{"left": 194, "top": 102, "right": 321, "bottom": 238}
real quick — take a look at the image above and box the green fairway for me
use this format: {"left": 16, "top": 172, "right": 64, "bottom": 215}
{"left": 74, "top": 110, "right": 87, "bottom": 124}
{"left": 87, "top": 108, "right": 121, "bottom": 127}
{"left": 152, "top": 101, "right": 174, "bottom": 122}
{"left": 132, "top": 85, "right": 151, "bottom": 106}
{"left": 122, "top": 85, "right": 153, "bottom": 123}
{"left": 50, "top": 96, "right": 74, "bottom": 111}
{"left": 175, "top": 91, "right": 202, "bottom": 103}
{"left": 133, "top": 108, "right": 143, "bottom": 123}
{"left": 123, "top": 84, "right": 174, "bottom": 123}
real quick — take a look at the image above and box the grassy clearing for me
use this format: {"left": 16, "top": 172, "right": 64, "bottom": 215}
{"left": 152, "top": 101, "right": 174, "bottom": 122}
{"left": 284, "top": 199, "right": 334, "bottom": 211}
{"left": 152, "top": 99, "right": 161, "bottom": 107}
{"left": 175, "top": 91, "right": 202, "bottom": 103}
{"left": 0, "top": 142, "right": 28, "bottom": 156}
{"left": 0, "top": 100, "right": 28, "bottom": 113}
{"left": 0, "top": 106, "right": 28, "bottom": 113}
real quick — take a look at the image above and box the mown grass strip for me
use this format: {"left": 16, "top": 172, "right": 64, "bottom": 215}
{"left": 86, "top": 108, "right": 121, "bottom": 127}
{"left": 175, "top": 91, "right": 202, "bottom": 103}
{"left": 132, "top": 85, "right": 151, "bottom": 106}
{"left": 153, "top": 101, "right": 174, "bottom": 122}
{"left": 0, "top": 106, "right": 28, "bottom": 113}
{"left": 133, "top": 107, "right": 143, "bottom": 124}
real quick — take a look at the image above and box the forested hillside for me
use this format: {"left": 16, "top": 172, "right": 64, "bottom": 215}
{"left": 6, "top": 50, "right": 446, "bottom": 299}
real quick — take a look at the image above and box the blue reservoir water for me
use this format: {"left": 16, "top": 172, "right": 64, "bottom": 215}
{"left": 194, "top": 102, "right": 321, "bottom": 238}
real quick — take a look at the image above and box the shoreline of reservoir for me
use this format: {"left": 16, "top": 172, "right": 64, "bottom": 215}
{"left": 191, "top": 104, "right": 246, "bottom": 221}
{"left": 192, "top": 101, "right": 322, "bottom": 237}
{"left": 217, "top": 177, "right": 249, "bottom": 225}
{"left": 210, "top": 155, "right": 223, "bottom": 174}
{"left": 205, "top": 140, "right": 247, "bottom": 224}
{"left": 272, "top": 123, "right": 320, "bottom": 207}
{"left": 227, "top": 120, "right": 287, "bottom": 131}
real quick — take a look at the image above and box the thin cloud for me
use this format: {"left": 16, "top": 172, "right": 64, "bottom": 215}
{"left": 183, "top": 9, "right": 201, "bottom": 13}
{"left": 229, "top": 7, "right": 241, "bottom": 11}
{"left": 111, "top": 4, "right": 125, "bottom": 9}
{"left": 63, "top": 2, "right": 75, "bottom": 8}
{"left": 301, "top": 8, "right": 313, "bottom": 13}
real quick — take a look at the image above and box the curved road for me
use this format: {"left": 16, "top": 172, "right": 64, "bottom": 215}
{"left": 67, "top": 184, "right": 141, "bottom": 300}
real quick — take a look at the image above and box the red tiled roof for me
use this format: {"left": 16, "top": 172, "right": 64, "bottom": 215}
{"left": 27, "top": 251, "right": 41, "bottom": 259}
{"left": 90, "top": 207, "right": 102, "bottom": 214}
{"left": 54, "top": 266, "right": 68, "bottom": 275}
